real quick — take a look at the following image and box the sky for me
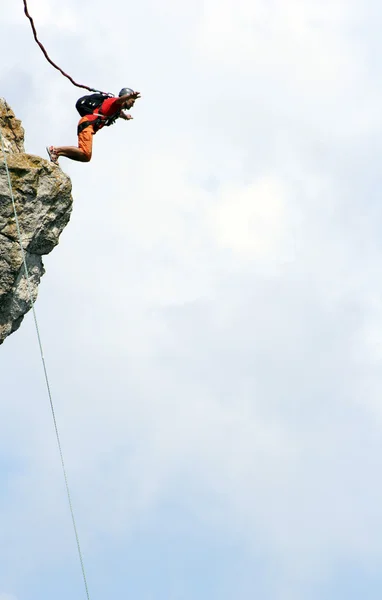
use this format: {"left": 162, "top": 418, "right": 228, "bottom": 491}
{"left": 2, "top": 0, "right": 382, "bottom": 598}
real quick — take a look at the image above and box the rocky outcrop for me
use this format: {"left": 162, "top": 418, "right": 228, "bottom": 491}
{"left": 0, "top": 99, "right": 72, "bottom": 344}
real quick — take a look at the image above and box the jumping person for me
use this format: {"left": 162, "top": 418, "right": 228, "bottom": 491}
{"left": 47, "top": 87, "right": 141, "bottom": 163}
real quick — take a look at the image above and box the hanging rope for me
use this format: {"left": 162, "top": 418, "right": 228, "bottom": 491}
{"left": 0, "top": 129, "right": 91, "bottom": 600}
{"left": 23, "top": 0, "right": 98, "bottom": 92}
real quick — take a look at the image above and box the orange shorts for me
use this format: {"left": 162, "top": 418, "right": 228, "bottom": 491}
{"left": 78, "top": 117, "right": 94, "bottom": 160}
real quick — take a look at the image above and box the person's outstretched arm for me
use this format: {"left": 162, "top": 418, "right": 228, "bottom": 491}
{"left": 119, "top": 112, "right": 133, "bottom": 120}
{"left": 115, "top": 91, "right": 141, "bottom": 107}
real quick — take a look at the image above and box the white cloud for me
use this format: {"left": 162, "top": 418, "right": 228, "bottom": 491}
{"left": 3, "top": 0, "right": 382, "bottom": 598}
{"left": 197, "top": 0, "right": 353, "bottom": 78}
{"left": 206, "top": 176, "right": 289, "bottom": 261}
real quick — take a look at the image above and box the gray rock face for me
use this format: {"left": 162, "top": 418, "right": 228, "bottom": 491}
{"left": 0, "top": 99, "right": 73, "bottom": 344}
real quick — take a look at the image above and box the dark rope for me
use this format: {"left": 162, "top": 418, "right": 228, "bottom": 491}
{"left": 23, "top": 0, "right": 99, "bottom": 92}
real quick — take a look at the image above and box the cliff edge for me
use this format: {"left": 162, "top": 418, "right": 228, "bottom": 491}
{"left": 0, "top": 99, "right": 72, "bottom": 344}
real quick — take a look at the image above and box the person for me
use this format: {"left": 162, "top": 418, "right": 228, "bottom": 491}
{"left": 47, "top": 87, "right": 141, "bottom": 163}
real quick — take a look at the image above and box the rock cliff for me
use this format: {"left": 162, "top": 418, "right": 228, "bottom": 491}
{"left": 0, "top": 99, "right": 72, "bottom": 344}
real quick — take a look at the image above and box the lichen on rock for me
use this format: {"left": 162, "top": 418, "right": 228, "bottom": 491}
{"left": 0, "top": 98, "right": 73, "bottom": 344}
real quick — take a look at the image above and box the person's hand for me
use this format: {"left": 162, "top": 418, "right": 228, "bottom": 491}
{"left": 131, "top": 91, "right": 141, "bottom": 99}
{"left": 125, "top": 114, "right": 133, "bottom": 120}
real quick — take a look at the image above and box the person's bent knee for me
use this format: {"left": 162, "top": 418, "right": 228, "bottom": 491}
{"left": 78, "top": 148, "right": 92, "bottom": 162}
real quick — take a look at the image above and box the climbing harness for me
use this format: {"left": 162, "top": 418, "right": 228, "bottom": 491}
{"left": 23, "top": 0, "right": 99, "bottom": 93}
{"left": 0, "top": 128, "right": 91, "bottom": 600}
{"left": 77, "top": 113, "right": 120, "bottom": 135}
{"left": 76, "top": 92, "right": 120, "bottom": 134}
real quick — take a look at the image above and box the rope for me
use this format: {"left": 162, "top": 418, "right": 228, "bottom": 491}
{"left": 23, "top": 0, "right": 98, "bottom": 92}
{"left": 0, "top": 128, "right": 91, "bottom": 600}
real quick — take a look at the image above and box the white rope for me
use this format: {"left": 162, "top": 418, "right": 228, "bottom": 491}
{"left": 0, "top": 129, "right": 91, "bottom": 600}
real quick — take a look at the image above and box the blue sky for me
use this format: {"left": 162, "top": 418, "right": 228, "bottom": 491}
{"left": 2, "top": 1, "right": 382, "bottom": 599}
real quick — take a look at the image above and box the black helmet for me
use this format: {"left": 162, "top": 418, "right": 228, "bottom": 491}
{"left": 118, "top": 87, "right": 134, "bottom": 97}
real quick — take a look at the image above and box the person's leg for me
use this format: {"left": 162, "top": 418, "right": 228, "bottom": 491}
{"left": 48, "top": 119, "right": 94, "bottom": 163}
{"left": 53, "top": 145, "right": 90, "bottom": 162}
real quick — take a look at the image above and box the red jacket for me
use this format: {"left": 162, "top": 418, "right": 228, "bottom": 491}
{"left": 81, "top": 97, "right": 121, "bottom": 133}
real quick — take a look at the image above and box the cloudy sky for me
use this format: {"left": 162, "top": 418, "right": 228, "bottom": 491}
{"left": 2, "top": 0, "right": 382, "bottom": 598}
